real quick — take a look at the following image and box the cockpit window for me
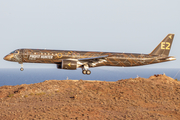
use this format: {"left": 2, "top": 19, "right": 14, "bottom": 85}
{"left": 10, "top": 50, "right": 18, "bottom": 54}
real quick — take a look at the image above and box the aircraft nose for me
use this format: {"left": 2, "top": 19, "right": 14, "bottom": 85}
{"left": 3, "top": 54, "right": 13, "bottom": 61}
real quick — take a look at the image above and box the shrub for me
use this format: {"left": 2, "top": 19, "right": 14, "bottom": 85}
{"left": 8, "top": 94, "right": 14, "bottom": 97}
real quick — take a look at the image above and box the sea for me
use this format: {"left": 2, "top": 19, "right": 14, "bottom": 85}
{"left": 0, "top": 68, "right": 180, "bottom": 87}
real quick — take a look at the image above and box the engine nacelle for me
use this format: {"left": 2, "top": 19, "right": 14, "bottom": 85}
{"left": 57, "top": 60, "right": 77, "bottom": 70}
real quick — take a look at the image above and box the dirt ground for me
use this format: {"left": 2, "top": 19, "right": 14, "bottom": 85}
{"left": 0, "top": 74, "right": 180, "bottom": 120}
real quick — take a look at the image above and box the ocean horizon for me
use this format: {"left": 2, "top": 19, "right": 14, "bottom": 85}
{"left": 0, "top": 68, "right": 180, "bottom": 87}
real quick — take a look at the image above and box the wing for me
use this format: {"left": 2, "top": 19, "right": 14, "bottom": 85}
{"left": 78, "top": 55, "right": 108, "bottom": 67}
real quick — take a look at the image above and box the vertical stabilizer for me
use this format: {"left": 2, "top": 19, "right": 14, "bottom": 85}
{"left": 149, "top": 34, "right": 175, "bottom": 56}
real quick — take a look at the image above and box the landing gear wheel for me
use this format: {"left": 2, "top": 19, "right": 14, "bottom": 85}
{"left": 20, "top": 63, "right": 24, "bottom": 71}
{"left": 82, "top": 64, "right": 91, "bottom": 75}
{"left": 20, "top": 67, "right": 24, "bottom": 71}
{"left": 86, "top": 70, "right": 91, "bottom": 75}
{"left": 82, "top": 70, "right": 87, "bottom": 74}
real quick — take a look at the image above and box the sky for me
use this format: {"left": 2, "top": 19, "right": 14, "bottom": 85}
{"left": 0, "top": 0, "right": 180, "bottom": 69}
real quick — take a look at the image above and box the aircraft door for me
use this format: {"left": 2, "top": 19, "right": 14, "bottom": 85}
{"left": 23, "top": 49, "right": 29, "bottom": 62}
{"left": 19, "top": 49, "right": 23, "bottom": 63}
{"left": 23, "top": 50, "right": 28, "bottom": 58}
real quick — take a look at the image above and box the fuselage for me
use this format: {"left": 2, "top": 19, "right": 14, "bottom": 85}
{"left": 3, "top": 33, "right": 176, "bottom": 75}
{"left": 4, "top": 48, "right": 175, "bottom": 67}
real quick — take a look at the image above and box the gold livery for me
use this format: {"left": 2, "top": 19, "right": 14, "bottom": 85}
{"left": 4, "top": 34, "right": 176, "bottom": 75}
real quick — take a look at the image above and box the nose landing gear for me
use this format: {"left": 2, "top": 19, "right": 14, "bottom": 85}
{"left": 20, "top": 64, "right": 24, "bottom": 71}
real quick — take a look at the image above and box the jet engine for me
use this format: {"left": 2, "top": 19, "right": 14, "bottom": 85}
{"left": 57, "top": 60, "right": 77, "bottom": 70}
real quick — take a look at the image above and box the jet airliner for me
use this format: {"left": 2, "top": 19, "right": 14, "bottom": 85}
{"left": 4, "top": 34, "right": 176, "bottom": 75}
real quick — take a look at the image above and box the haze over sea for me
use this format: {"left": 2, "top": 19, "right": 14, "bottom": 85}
{"left": 0, "top": 68, "right": 180, "bottom": 87}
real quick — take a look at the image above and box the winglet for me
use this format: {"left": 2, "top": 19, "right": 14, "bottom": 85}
{"left": 149, "top": 34, "right": 175, "bottom": 56}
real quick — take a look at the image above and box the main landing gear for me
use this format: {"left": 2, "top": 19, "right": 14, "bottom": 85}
{"left": 20, "top": 63, "right": 24, "bottom": 71}
{"left": 82, "top": 69, "right": 91, "bottom": 75}
{"left": 82, "top": 64, "right": 91, "bottom": 75}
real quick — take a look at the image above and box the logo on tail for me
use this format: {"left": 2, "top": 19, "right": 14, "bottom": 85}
{"left": 161, "top": 42, "right": 170, "bottom": 50}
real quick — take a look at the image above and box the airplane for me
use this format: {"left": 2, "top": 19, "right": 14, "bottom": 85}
{"left": 4, "top": 34, "right": 176, "bottom": 75}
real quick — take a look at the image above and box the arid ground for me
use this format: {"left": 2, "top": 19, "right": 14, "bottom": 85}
{"left": 0, "top": 74, "right": 180, "bottom": 120}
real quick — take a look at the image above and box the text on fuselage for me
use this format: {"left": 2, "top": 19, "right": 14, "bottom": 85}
{"left": 29, "top": 55, "right": 53, "bottom": 60}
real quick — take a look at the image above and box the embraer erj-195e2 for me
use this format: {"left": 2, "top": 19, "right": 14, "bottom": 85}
{"left": 4, "top": 34, "right": 176, "bottom": 75}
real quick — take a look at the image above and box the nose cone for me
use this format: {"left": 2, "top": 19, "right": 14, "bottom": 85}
{"left": 3, "top": 54, "right": 13, "bottom": 61}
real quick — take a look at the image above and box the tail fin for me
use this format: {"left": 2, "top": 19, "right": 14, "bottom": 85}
{"left": 149, "top": 34, "right": 175, "bottom": 56}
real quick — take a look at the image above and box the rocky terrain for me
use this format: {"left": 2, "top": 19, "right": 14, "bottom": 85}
{"left": 0, "top": 74, "right": 180, "bottom": 120}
